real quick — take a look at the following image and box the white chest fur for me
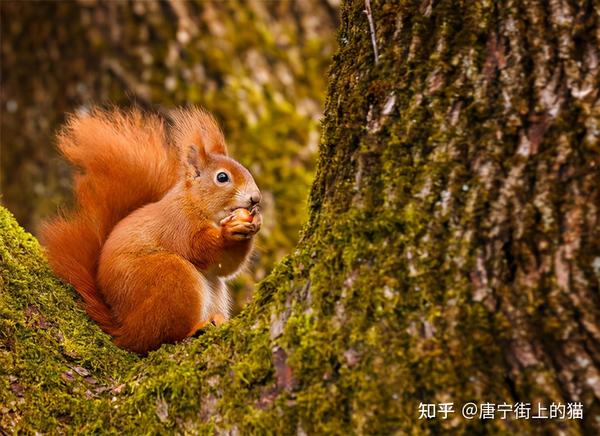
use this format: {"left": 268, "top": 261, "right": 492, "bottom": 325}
{"left": 196, "top": 271, "right": 231, "bottom": 322}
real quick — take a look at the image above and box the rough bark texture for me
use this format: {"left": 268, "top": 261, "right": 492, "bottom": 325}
{"left": 1, "top": 0, "right": 599, "bottom": 434}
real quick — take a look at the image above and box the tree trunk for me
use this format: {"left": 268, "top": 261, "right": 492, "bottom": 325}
{"left": 1, "top": 0, "right": 599, "bottom": 434}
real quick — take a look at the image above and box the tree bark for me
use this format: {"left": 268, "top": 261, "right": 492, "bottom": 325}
{"left": 1, "top": 0, "right": 599, "bottom": 434}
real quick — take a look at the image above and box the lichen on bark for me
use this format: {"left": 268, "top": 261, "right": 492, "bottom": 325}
{"left": 1, "top": 0, "right": 599, "bottom": 434}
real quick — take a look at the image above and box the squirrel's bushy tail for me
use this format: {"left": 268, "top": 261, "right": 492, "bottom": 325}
{"left": 41, "top": 108, "right": 180, "bottom": 334}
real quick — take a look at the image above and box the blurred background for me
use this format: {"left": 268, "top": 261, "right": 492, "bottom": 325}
{"left": 0, "top": 0, "right": 339, "bottom": 312}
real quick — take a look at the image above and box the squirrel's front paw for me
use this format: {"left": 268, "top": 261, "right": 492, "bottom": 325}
{"left": 220, "top": 209, "right": 261, "bottom": 241}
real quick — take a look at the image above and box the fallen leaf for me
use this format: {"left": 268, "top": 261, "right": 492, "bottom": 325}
{"left": 155, "top": 398, "right": 169, "bottom": 423}
{"left": 10, "top": 383, "right": 25, "bottom": 397}
{"left": 61, "top": 371, "right": 75, "bottom": 382}
{"left": 71, "top": 366, "right": 90, "bottom": 377}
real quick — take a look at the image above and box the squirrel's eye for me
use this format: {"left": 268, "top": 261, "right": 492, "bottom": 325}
{"left": 216, "top": 172, "right": 230, "bottom": 183}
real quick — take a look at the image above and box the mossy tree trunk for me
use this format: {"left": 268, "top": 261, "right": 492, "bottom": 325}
{"left": 286, "top": 0, "right": 599, "bottom": 432}
{"left": 1, "top": 0, "right": 599, "bottom": 434}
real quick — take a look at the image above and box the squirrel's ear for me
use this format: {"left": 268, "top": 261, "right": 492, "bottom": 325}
{"left": 169, "top": 107, "right": 228, "bottom": 156}
{"left": 185, "top": 144, "right": 207, "bottom": 177}
{"left": 204, "top": 139, "right": 228, "bottom": 156}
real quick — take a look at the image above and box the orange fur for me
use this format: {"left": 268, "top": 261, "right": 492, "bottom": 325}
{"left": 41, "top": 107, "right": 262, "bottom": 353}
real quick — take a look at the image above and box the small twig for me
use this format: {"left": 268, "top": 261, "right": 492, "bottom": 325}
{"left": 364, "top": 0, "right": 379, "bottom": 65}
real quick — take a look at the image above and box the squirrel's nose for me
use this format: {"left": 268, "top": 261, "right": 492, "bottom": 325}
{"left": 249, "top": 191, "right": 261, "bottom": 207}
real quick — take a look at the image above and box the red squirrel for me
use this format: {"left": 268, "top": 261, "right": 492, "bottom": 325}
{"left": 41, "top": 107, "right": 262, "bottom": 353}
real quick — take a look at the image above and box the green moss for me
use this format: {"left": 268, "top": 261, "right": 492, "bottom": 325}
{"left": 1, "top": 206, "right": 293, "bottom": 433}
{"left": 0, "top": 206, "right": 136, "bottom": 431}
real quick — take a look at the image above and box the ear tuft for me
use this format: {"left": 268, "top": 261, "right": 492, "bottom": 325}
{"left": 170, "top": 107, "right": 228, "bottom": 157}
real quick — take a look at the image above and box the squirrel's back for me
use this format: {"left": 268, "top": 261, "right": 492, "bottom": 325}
{"left": 41, "top": 108, "right": 180, "bottom": 333}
